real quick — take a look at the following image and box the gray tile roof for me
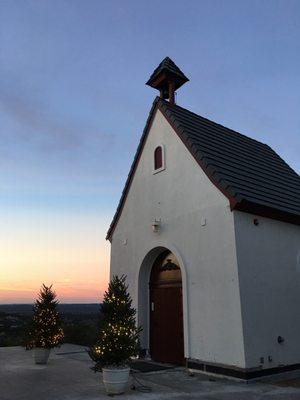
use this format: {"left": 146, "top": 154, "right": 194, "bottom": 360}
{"left": 146, "top": 57, "right": 189, "bottom": 88}
{"left": 107, "top": 97, "right": 300, "bottom": 240}
{"left": 160, "top": 100, "right": 300, "bottom": 220}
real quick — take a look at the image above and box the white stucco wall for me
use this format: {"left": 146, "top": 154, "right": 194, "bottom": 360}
{"left": 234, "top": 210, "right": 300, "bottom": 370}
{"left": 110, "top": 109, "right": 246, "bottom": 368}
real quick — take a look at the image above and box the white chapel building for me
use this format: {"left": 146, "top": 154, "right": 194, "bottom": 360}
{"left": 107, "top": 57, "right": 300, "bottom": 379}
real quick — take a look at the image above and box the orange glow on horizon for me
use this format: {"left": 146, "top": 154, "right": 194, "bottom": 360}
{"left": 0, "top": 272, "right": 108, "bottom": 304}
{"left": 0, "top": 210, "right": 111, "bottom": 304}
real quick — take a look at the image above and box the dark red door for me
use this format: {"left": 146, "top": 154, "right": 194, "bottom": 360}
{"left": 149, "top": 251, "right": 184, "bottom": 365}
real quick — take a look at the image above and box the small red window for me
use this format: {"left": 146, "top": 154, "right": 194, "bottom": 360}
{"left": 154, "top": 146, "right": 163, "bottom": 170}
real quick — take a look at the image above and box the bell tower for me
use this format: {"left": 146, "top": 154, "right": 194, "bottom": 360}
{"left": 146, "top": 57, "right": 189, "bottom": 104}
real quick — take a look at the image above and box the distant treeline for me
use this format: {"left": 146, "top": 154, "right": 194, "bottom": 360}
{"left": 0, "top": 303, "right": 100, "bottom": 315}
{"left": 0, "top": 304, "right": 102, "bottom": 347}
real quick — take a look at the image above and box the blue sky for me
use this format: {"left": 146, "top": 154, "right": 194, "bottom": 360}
{"left": 0, "top": 0, "right": 299, "bottom": 302}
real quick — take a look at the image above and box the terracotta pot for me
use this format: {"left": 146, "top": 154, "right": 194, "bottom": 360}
{"left": 34, "top": 348, "right": 51, "bottom": 364}
{"left": 102, "top": 367, "right": 130, "bottom": 394}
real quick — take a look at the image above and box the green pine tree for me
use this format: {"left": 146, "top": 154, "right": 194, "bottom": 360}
{"left": 25, "top": 284, "right": 64, "bottom": 349}
{"left": 89, "top": 275, "right": 141, "bottom": 371}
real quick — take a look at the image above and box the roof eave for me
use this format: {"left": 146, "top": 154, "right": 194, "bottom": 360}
{"left": 146, "top": 70, "right": 189, "bottom": 89}
{"left": 233, "top": 199, "right": 300, "bottom": 226}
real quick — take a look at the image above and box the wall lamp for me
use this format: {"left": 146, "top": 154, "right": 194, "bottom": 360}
{"left": 152, "top": 218, "right": 161, "bottom": 233}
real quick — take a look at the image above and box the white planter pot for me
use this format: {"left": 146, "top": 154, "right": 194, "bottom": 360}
{"left": 34, "top": 348, "right": 51, "bottom": 365}
{"left": 102, "top": 367, "right": 130, "bottom": 395}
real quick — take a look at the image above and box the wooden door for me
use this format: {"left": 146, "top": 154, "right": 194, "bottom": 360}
{"left": 149, "top": 251, "right": 184, "bottom": 365}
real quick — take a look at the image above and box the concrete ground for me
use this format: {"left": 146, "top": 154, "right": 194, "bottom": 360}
{"left": 2, "top": 344, "right": 300, "bottom": 399}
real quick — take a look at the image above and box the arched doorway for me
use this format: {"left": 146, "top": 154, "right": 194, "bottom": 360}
{"left": 149, "top": 250, "right": 184, "bottom": 365}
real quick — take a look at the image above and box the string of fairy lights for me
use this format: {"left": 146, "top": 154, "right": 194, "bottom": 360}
{"left": 89, "top": 275, "right": 141, "bottom": 370}
{"left": 26, "top": 285, "right": 64, "bottom": 349}
{"left": 26, "top": 277, "right": 139, "bottom": 369}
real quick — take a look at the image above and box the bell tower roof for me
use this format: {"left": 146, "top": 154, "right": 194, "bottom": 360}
{"left": 146, "top": 57, "right": 189, "bottom": 104}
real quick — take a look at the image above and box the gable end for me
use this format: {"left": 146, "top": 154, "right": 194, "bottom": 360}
{"left": 107, "top": 98, "right": 300, "bottom": 241}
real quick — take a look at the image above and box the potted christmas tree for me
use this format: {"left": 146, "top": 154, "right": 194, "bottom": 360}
{"left": 25, "top": 284, "right": 64, "bottom": 364}
{"left": 89, "top": 275, "right": 141, "bottom": 395}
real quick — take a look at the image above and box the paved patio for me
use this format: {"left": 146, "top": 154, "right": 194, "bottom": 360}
{"left": 2, "top": 344, "right": 300, "bottom": 399}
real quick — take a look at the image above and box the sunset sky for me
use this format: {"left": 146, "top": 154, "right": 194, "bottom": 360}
{"left": 0, "top": 0, "right": 299, "bottom": 303}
